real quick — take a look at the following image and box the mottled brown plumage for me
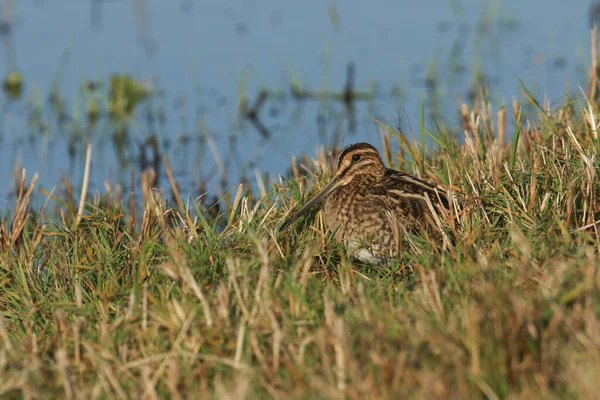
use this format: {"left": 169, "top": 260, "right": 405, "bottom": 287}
{"left": 280, "top": 142, "right": 454, "bottom": 264}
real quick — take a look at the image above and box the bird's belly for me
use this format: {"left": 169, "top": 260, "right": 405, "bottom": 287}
{"left": 325, "top": 195, "right": 396, "bottom": 262}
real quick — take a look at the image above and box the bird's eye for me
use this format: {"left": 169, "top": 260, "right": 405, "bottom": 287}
{"left": 352, "top": 154, "right": 361, "bottom": 162}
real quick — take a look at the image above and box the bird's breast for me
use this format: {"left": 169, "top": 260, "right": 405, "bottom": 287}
{"left": 324, "top": 181, "right": 394, "bottom": 248}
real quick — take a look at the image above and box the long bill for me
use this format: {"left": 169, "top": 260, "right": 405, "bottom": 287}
{"left": 279, "top": 176, "right": 342, "bottom": 231}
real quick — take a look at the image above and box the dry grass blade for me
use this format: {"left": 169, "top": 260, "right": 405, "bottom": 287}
{"left": 73, "top": 143, "right": 92, "bottom": 229}
{"left": 2, "top": 170, "right": 39, "bottom": 251}
{"left": 227, "top": 184, "right": 244, "bottom": 228}
{"left": 162, "top": 154, "right": 185, "bottom": 215}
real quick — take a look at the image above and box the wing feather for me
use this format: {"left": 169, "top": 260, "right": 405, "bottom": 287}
{"left": 367, "top": 169, "right": 453, "bottom": 233}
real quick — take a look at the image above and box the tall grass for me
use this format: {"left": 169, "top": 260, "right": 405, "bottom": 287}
{"left": 2, "top": 40, "right": 600, "bottom": 400}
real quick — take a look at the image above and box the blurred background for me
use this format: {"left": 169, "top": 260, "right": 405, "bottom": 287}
{"left": 0, "top": 0, "right": 595, "bottom": 206}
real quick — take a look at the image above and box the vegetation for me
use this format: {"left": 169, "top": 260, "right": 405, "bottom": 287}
{"left": 1, "top": 77, "right": 600, "bottom": 398}
{"left": 2, "top": 16, "right": 600, "bottom": 399}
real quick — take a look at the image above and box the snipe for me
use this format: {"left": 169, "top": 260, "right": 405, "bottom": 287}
{"left": 280, "top": 142, "right": 456, "bottom": 264}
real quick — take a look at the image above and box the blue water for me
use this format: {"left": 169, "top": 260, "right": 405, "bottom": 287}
{"left": 0, "top": 0, "right": 594, "bottom": 204}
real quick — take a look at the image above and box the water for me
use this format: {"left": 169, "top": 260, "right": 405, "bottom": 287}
{"left": 0, "top": 0, "right": 594, "bottom": 205}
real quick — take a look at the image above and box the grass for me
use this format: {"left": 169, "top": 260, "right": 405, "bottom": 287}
{"left": 2, "top": 60, "right": 600, "bottom": 400}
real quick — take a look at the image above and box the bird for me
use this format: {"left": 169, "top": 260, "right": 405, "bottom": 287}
{"left": 280, "top": 142, "right": 457, "bottom": 264}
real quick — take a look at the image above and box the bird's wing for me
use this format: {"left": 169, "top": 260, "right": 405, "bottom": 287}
{"left": 367, "top": 169, "right": 452, "bottom": 231}
{"left": 371, "top": 170, "right": 450, "bottom": 207}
